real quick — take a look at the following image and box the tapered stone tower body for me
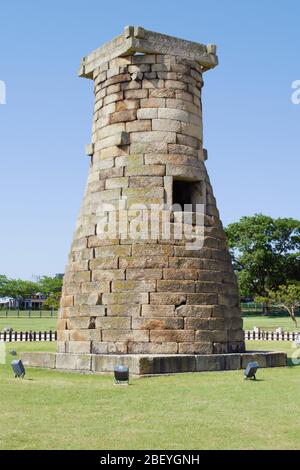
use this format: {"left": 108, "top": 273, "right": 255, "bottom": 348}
{"left": 57, "top": 26, "right": 245, "bottom": 358}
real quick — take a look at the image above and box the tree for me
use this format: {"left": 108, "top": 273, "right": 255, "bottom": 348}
{"left": 0, "top": 274, "right": 63, "bottom": 309}
{"left": 0, "top": 275, "right": 37, "bottom": 300}
{"left": 43, "top": 292, "right": 61, "bottom": 310}
{"left": 225, "top": 214, "right": 300, "bottom": 300}
{"left": 269, "top": 284, "right": 300, "bottom": 327}
{"left": 37, "top": 276, "right": 63, "bottom": 310}
{"left": 36, "top": 275, "right": 63, "bottom": 296}
{"left": 37, "top": 275, "right": 63, "bottom": 310}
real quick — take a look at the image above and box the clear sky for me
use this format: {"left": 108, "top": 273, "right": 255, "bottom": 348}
{"left": 0, "top": 0, "right": 299, "bottom": 279}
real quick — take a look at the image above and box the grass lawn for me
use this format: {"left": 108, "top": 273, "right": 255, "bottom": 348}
{"left": 0, "top": 318, "right": 57, "bottom": 332}
{"left": 242, "top": 315, "right": 299, "bottom": 331}
{"left": 0, "top": 340, "right": 299, "bottom": 450}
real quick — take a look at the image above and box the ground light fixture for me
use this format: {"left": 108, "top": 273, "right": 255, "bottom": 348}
{"left": 11, "top": 359, "right": 25, "bottom": 378}
{"left": 244, "top": 362, "right": 259, "bottom": 380}
{"left": 114, "top": 365, "right": 129, "bottom": 385}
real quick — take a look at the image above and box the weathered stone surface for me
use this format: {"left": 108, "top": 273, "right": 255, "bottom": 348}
{"left": 56, "top": 353, "right": 92, "bottom": 371}
{"left": 163, "top": 268, "right": 198, "bottom": 280}
{"left": 106, "top": 304, "right": 141, "bottom": 317}
{"left": 21, "top": 352, "right": 56, "bottom": 369}
{"left": 22, "top": 351, "right": 287, "bottom": 375}
{"left": 119, "top": 256, "right": 169, "bottom": 269}
{"left": 141, "top": 304, "right": 175, "bottom": 317}
{"left": 102, "top": 329, "right": 149, "bottom": 342}
{"left": 157, "top": 280, "right": 195, "bottom": 293}
{"left": 56, "top": 29, "right": 245, "bottom": 359}
{"left": 124, "top": 164, "right": 166, "bottom": 177}
{"left": 125, "top": 89, "right": 149, "bottom": 99}
{"left": 106, "top": 177, "right": 129, "bottom": 189}
{"left": 112, "top": 280, "right": 156, "bottom": 292}
{"left": 96, "top": 316, "right": 131, "bottom": 329}
{"left": 67, "top": 317, "right": 92, "bottom": 330}
{"left": 116, "top": 99, "right": 139, "bottom": 111}
{"left": 196, "top": 354, "right": 226, "bottom": 371}
{"left": 92, "top": 269, "right": 125, "bottom": 281}
{"left": 68, "top": 341, "right": 91, "bottom": 354}
{"left": 132, "top": 317, "right": 183, "bottom": 330}
{"left": 128, "top": 342, "right": 178, "bottom": 354}
{"left": 126, "top": 120, "right": 151, "bottom": 132}
{"left": 130, "top": 131, "right": 176, "bottom": 144}
{"left": 110, "top": 110, "right": 137, "bottom": 123}
{"left": 137, "top": 108, "right": 158, "bottom": 119}
{"left": 102, "top": 292, "right": 149, "bottom": 304}
{"left": 92, "top": 354, "right": 142, "bottom": 375}
{"left": 175, "top": 305, "right": 213, "bottom": 318}
{"left": 140, "top": 98, "right": 166, "bottom": 108}
{"left": 150, "top": 329, "right": 194, "bottom": 342}
{"left": 152, "top": 119, "right": 181, "bottom": 132}
{"left": 126, "top": 268, "right": 163, "bottom": 280}
{"left": 150, "top": 292, "right": 187, "bottom": 305}
{"left": 69, "top": 329, "right": 101, "bottom": 341}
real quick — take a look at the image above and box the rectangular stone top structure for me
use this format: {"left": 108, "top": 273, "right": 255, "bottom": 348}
{"left": 79, "top": 26, "right": 218, "bottom": 79}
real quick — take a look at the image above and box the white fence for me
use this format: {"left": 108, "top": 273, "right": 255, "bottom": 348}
{"left": 0, "top": 331, "right": 57, "bottom": 342}
{"left": 244, "top": 330, "right": 299, "bottom": 342}
{"left": 0, "top": 329, "right": 299, "bottom": 343}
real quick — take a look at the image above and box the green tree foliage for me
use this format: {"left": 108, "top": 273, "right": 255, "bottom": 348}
{"left": 36, "top": 275, "right": 63, "bottom": 310}
{"left": 269, "top": 284, "right": 300, "bottom": 327}
{"left": 0, "top": 274, "right": 63, "bottom": 308}
{"left": 36, "top": 275, "right": 63, "bottom": 296}
{"left": 225, "top": 214, "right": 300, "bottom": 298}
{"left": 43, "top": 292, "right": 61, "bottom": 310}
{"left": 0, "top": 275, "right": 37, "bottom": 300}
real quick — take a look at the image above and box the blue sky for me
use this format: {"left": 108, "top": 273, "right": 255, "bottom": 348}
{"left": 0, "top": 0, "right": 299, "bottom": 279}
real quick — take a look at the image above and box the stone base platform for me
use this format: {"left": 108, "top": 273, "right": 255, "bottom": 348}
{"left": 21, "top": 351, "right": 287, "bottom": 376}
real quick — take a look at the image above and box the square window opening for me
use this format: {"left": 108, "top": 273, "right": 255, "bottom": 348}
{"left": 172, "top": 179, "right": 203, "bottom": 212}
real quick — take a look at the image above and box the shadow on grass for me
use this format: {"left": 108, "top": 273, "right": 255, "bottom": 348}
{"left": 244, "top": 378, "right": 265, "bottom": 382}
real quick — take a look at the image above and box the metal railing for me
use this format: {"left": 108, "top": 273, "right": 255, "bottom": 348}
{"left": 0, "top": 309, "right": 57, "bottom": 318}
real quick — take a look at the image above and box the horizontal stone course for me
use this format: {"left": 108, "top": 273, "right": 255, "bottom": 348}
{"left": 21, "top": 351, "right": 287, "bottom": 375}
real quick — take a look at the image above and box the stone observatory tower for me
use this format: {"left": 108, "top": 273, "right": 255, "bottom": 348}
{"left": 57, "top": 25, "right": 245, "bottom": 361}
{"left": 22, "top": 27, "right": 287, "bottom": 374}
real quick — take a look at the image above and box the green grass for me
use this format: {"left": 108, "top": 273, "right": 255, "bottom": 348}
{"left": 0, "top": 340, "right": 299, "bottom": 450}
{"left": 0, "top": 318, "right": 57, "bottom": 332}
{"left": 242, "top": 315, "right": 299, "bottom": 331}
